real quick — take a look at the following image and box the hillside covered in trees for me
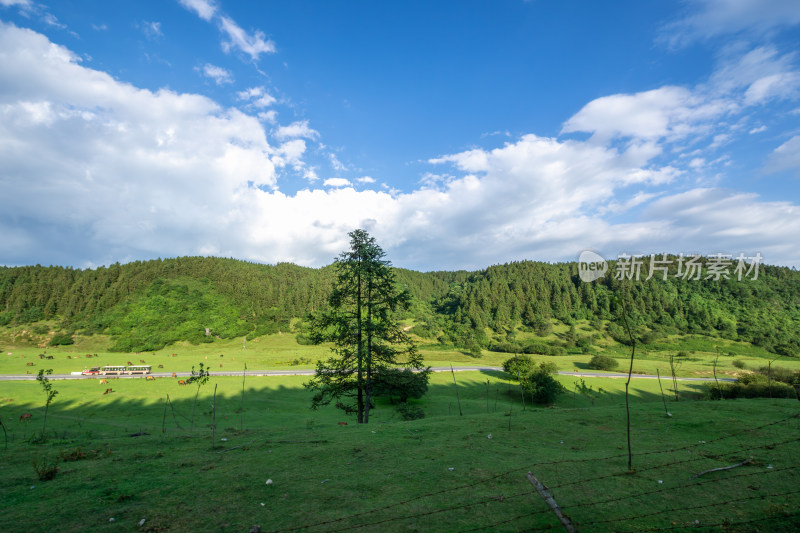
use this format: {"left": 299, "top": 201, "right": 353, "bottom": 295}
{"left": 0, "top": 256, "right": 798, "bottom": 357}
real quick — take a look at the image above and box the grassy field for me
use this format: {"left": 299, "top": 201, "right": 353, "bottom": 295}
{"left": 2, "top": 327, "right": 798, "bottom": 380}
{"left": 1, "top": 367, "right": 798, "bottom": 532}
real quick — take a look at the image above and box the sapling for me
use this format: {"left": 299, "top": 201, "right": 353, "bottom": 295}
{"left": 36, "top": 369, "right": 58, "bottom": 441}
{"left": 187, "top": 363, "right": 210, "bottom": 429}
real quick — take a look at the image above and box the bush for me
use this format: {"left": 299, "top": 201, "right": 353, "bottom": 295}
{"left": 587, "top": 354, "right": 619, "bottom": 371}
{"left": 488, "top": 341, "right": 523, "bottom": 354}
{"left": 49, "top": 332, "right": 74, "bottom": 346}
{"left": 522, "top": 363, "right": 566, "bottom": 405}
{"left": 32, "top": 456, "right": 59, "bottom": 481}
{"left": 502, "top": 355, "right": 535, "bottom": 380}
{"left": 396, "top": 403, "right": 425, "bottom": 421}
{"left": 708, "top": 381, "right": 797, "bottom": 400}
{"left": 732, "top": 358, "right": 747, "bottom": 369}
{"left": 521, "top": 342, "right": 567, "bottom": 356}
{"left": 372, "top": 368, "right": 430, "bottom": 403}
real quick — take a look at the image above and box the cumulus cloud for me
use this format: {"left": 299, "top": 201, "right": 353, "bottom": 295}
{"left": 199, "top": 63, "right": 233, "bottom": 85}
{"left": 2, "top": 22, "right": 799, "bottom": 271}
{"left": 0, "top": 22, "right": 276, "bottom": 264}
{"left": 323, "top": 178, "right": 352, "bottom": 188}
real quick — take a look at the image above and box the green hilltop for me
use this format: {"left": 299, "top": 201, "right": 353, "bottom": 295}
{"left": 0, "top": 256, "right": 798, "bottom": 357}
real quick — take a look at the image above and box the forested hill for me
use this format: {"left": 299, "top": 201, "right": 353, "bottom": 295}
{"left": 0, "top": 256, "right": 798, "bottom": 356}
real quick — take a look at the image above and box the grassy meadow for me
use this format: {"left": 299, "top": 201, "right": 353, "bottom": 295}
{"left": 1, "top": 331, "right": 799, "bottom": 532}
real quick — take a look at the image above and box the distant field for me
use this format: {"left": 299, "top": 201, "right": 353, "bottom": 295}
{"left": 1, "top": 328, "right": 797, "bottom": 381}
{"left": 0, "top": 371, "right": 798, "bottom": 532}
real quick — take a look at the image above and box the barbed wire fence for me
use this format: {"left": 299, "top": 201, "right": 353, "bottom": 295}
{"left": 264, "top": 413, "right": 799, "bottom": 532}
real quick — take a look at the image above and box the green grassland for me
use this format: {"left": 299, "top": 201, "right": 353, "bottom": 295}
{"left": 1, "top": 368, "right": 799, "bottom": 532}
{"left": 1, "top": 325, "right": 798, "bottom": 380}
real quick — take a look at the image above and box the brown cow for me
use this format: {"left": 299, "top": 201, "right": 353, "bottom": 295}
{"left": 146, "top": 376, "right": 156, "bottom": 381}
{"left": 178, "top": 380, "right": 187, "bottom": 386}
{"left": 99, "top": 379, "right": 108, "bottom": 385}
{"left": 337, "top": 422, "right": 348, "bottom": 426}
{"left": 140, "top": 359, "right": 146, "bottom": 364}
{"left": 172, "top": 372, "right": 177, "bottom": 378}
{"left": 19, "top": 413, "right": 32, "bottom": 421}
{"left": 26, "top": 362, "right": 34, "bottom": 366}
{"left": 127, "top": 361, "right": 133, "bottom": 366}
{"left": 158, "top": 364, "right": 164, "bottom": 368}
{"left": 103, "top": 388, "right": 113, "bottom": 394}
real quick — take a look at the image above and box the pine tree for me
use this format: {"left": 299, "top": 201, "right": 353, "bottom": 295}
{"left": 305, "top": 229, "right": 428, "bottom": 423}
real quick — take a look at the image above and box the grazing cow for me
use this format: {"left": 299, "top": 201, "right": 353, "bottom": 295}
{"left": 178, "top": 380, "right": 187, "bottom": 386}
{"left": 337, "top": 422, "right": 348, "bottom": 426}
{"left": 220, "top": 354, "right": 224, "bottom": 357}
{"left": 127, "top": 361, "right": 133, "bottom": 366}
{"left": 86, "top": 354, "right": 92, "bottom": 358}
{"left": 26, "top": 362, "right": 34, "bottom": 366}
{"left": 146, "top": 376, "right": 156, "bottom": 381}
{"left": 158, "top": 364, "right": 164, "bottom": 368}
{"left": 67, "top": 356, "right": 72, "bottom": 359}
{"left": 103, "top": 388, "right": 113, "bottom": 395}
{"left": 171, "top": 372, "right": 177, "bottom": 378}
{"left": 220, "top": 363, "right": 223, "bottom": 367}
{"left": 99, "top": 379, "right": 108, "bottom": 385}
{"left": 46, "top": 355, "right": 54, "bottom": 360}
{"left": 38, "top": 354, "right": 44, "bottom": 359}
{"left": 19, "top": 413, "right": 32, "bottom": 421}
{"left": 140, "top": 360, "right": 146, "bottom": 364}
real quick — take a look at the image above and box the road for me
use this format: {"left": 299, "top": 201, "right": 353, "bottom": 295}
{"left": 0, "top": 367, "right": 735, "bottom": 382}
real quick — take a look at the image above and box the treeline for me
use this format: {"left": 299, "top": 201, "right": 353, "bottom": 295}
{"left": 1, "top": 256, "right": 799, "bottom": 355}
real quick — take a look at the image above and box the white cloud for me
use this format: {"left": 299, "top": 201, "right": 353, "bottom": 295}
{"left": 274, "top": 120, "right": 319, "bottom": 140}
{"left": 357, "top": 176, "right": 376, "bottom": 184}
{"left": 2, "top": 22, "right": 800, "bottom": 271}
{"left": 324, "top": 178, "right": 352, "bottom": 188}
{"left": 237, "top": 86, "right": 276, "bottom": 107}
{"left": 329, "top": 152, "right": 347, "bottom": 171}
{"left": 177, "top": 0, "right": 217, "bottom": 22}
{"left": 0, "top": 0, "right": 31, "bottom": 7}
{"left": 199, "top": 63, "right": 233, "bottom": 85}
{"left": 764, "top": 135, "right": 800, "bottom": 176}
{"left": 660, "top": 0, "right": 800, "bottom": 47}
{"left": 749, "top": 125, "right": 767, "bottom": 134}
{"left": 218, "top": 16, "right": 275, "bottom": 61}
{"left": 562, "top": 86, "right": 730, "bottom": 143}
{"left": 142, "top": 21, "right": 162, "bottom": 39}
{"left": 258, "top": 110, "right": 278, "bottom": 123}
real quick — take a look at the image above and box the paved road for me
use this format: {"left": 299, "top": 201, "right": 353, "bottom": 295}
{"left": 0, "top": 367, "right": 734, "bottom": 382}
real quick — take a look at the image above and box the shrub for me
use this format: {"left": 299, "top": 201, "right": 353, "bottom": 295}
{"left": 588, "top": 354, "right": 619, "bottom": 371}
{"left": 49, "top": 332, "right": 74, "bottom": 346}
{"left": 488, "top": 341, "right": 523, "bottom": 353}
{"left": 708, "top": 381, "right": 796, "bottom": 400}
{"left": 396, "top": 403, "right": 425, "bottom": 421}
{"left": 502, "top": 355, "right": 535, "bottom": 380}
{"left": 732, "top": 359, "right": 747, "bottom": 369}
{"left": 522, "top": 364, "right": 566, "bottom": 405}
{"left": 32, "top": 456, "right": 59, "bottom": 481}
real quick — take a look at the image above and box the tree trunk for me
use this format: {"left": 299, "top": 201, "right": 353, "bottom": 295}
{"left": 356, "top": 269, "right": 364, "bottom": 424}
{"left": 365, "top": 277, "right": 373, "bottom": 424}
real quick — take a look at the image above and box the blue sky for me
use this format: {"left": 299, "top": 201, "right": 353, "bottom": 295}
{"left": 1, "top": 0, "right": 799, "bottom": 270}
